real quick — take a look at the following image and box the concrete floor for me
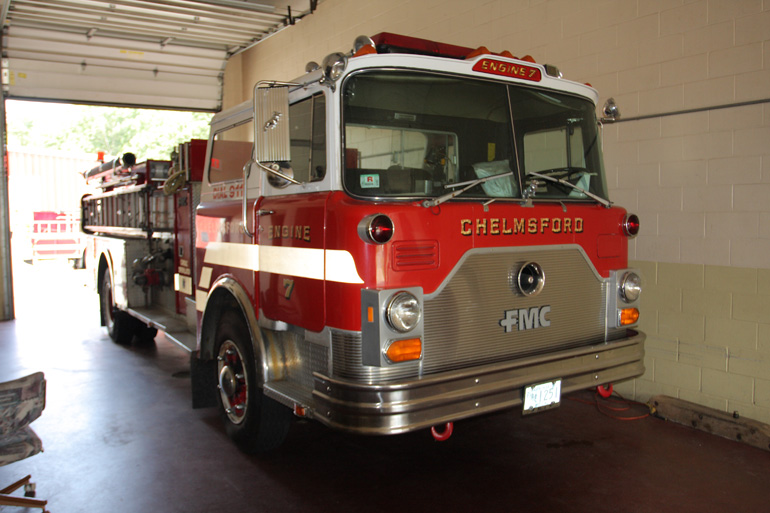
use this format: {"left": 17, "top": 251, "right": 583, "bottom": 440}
{"left": 1, "top": 261, "right": 769, "bottom": 513}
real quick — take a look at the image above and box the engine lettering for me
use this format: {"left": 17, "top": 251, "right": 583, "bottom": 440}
{"left": 267, "top": 224, "right": 311, "bottom": 242}
{"left": 472, "top": 58, "right": 542, "bottom": 82}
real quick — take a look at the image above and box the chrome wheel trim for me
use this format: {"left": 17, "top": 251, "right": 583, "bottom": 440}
{"left": 217, "top": 339, "right": 248, "bottom": 425}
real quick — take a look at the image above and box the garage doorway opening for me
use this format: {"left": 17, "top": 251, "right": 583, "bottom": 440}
{"left": 5, "top": 100, "right": 212, "bottom": 322}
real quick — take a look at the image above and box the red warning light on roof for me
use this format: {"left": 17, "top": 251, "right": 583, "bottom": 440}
{"left": 472, "top": 58, "right": 542, "bottom": 82}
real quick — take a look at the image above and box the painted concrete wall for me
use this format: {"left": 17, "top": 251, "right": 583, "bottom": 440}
{"left": 224, "top": 0, "right": 770, "bottom": 424}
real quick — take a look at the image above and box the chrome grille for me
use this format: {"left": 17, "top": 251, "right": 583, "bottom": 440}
{"left": 331, "top": 246, "right": 607, "bottom": 383}
{"left": 422, "top": 246, "right": 607, "bottom": 374}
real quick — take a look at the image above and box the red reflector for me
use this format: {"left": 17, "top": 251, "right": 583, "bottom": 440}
{"left": 623, "top": 214, "right": 640, "bottom": 238}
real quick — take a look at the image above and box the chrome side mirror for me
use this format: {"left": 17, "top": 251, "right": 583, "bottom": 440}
{"left": 254, "top": 84, "right": 291, "bottom": 163}
{"left": 266, "top": 162, "right": 295, "bottom": 189}
{"left": 252, "top": 81, "right": 301, "bottom": 187}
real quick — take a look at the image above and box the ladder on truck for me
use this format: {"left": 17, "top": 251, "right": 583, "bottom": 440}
{"left": 82, "top": 165, "right": 174, "bottom": 238}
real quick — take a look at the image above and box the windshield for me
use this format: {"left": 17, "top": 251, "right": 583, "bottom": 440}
{"left": 342, "top": 71, "right": 608, "bottom": 202}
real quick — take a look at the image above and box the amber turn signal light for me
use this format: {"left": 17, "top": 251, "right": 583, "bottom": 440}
{"left": 385, "top": 338, "right": 422, "bottom": 363}
{"left": 619, "top": 308, "right": 640, "bottom": 326}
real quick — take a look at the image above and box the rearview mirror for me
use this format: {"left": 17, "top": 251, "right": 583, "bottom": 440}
{"left": 254, "top": 84, "right": 291, "bottom": 163}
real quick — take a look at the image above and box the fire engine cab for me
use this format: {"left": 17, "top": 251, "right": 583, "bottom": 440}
{"left": 82, "top": 33, "right": 645, "bottom": 453}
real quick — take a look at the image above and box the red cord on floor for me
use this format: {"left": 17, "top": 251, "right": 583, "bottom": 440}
{"left": 569, "top": 390, "right": 652, "bottom": 421}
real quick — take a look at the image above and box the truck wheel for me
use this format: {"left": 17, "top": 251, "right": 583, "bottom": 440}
{"left": 215, "top": 311, "right": 291, "bottom": 453}
{"left": 137, "top": 326, "right": 158, "bottom": 344}
{"left": 100, "top": 268, "right": 134, "bottom": 345}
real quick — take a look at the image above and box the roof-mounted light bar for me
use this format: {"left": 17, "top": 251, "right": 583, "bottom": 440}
{"left": 307, "top": 33, "right": 566, "bottom": 88}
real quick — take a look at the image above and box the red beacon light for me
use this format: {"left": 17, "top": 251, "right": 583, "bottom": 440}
{"left": 369, "top": 32, "right": 474, "bottom": 59}
{"left": 353, "top": 33, "right": 562, "bottom": 81}
{"left": 622, "top": 213, "right": 640, "bottom": 238}
{"left": 359, "top": 214, "right": 394, "bottom": 244}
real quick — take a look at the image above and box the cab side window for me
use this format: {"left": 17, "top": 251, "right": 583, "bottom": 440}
{"left": 288, "top": 94, "right": 326, "bottom": 182}
{"left": 209, "top": 120, "right": 254, "bottom": 183}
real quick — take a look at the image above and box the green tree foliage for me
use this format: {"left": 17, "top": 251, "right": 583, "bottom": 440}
{"left": 7, "top": 101, "right": 212, "bottom": 160}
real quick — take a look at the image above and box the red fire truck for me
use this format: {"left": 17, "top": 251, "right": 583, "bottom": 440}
{"left": 25, "top": 211, "right": 85, "bottom": 267}
{"left": 82, "top": 33, "right": 645, "bottom": 453}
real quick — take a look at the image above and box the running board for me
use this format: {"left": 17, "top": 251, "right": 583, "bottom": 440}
{"left": 129, "top": 307, "right": 197, "bottom": 352}
{"left": 264, "top": 381, "right": 314, "bottom": 416}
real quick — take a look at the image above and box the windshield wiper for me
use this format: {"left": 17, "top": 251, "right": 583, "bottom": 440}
{"left": 422, "top": 171, "right": 513, "bottom": 208}
{"left": 526, "top": 171, "right": 612, "bottom": 208}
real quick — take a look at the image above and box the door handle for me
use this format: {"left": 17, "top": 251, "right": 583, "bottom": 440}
{"left": 242, "top": 159, "right": 255, "bottom": 238}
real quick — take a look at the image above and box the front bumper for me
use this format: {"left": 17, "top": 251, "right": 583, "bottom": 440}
{"left": 312, "top": 330, "right": 645, "bottom": 435}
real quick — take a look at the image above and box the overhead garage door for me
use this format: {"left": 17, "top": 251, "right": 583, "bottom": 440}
{"left": 0, "top": 0, "right": 317, "bottom": 320}
{"left": 0, "top": 0, "right": 315, "bottom": 111}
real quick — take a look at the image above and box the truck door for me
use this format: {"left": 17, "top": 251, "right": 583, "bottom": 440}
{"left": 197, "top": 115, "right": 258, "bottom": 317}
{"left": 257, "top": 92, "right": 328, "bottom": 332}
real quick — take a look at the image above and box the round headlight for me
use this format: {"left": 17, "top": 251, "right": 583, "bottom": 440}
{"left": 620, "top": 272, "right": 641, "bottom": 303}
{"left": 386, "top": 292, "right": 421, "bottom": 333}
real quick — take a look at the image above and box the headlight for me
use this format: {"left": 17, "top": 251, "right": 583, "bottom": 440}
{"left": 386, "top": 292, "right": 421, "bottom": 332}
{"left": 620, "top": 272, "right": 641, "bottom": 303}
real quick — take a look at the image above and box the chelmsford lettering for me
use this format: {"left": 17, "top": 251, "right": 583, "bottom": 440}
{"left": 460, "top": 217, "right": 583, "bottom": 236}
{"left": 267, "top": 225, "right": 311, "bottom": 242}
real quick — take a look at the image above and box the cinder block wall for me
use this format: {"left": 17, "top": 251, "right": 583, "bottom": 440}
{"left": 226, "top": 0, "right": 770, "bottom": 424}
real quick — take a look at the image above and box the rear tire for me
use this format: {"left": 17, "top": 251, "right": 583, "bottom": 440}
{"left": 100, "top": 267, "right": 135, "bottom": 345}
{"left": 215, "top": 311, "right": 291, "bottom": 453}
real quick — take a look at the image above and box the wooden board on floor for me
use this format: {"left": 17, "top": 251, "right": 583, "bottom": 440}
{"left": 650, "top": 395, "right": 770, "bottom": 452}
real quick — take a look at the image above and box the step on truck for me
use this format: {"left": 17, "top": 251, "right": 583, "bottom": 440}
{"left": 82, "top": 33, "right": 645, "bottom": 453}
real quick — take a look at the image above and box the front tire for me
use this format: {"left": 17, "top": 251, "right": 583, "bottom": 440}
{"left": 215, "top": 311, "right": 291, "bottom": 453}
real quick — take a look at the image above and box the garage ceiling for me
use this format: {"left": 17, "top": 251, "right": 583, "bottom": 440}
{"left": 0, "top": 0, "right": 318, "bottom": 111}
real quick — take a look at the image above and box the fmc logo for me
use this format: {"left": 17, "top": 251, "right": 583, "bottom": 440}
{"left": 499, "top": 306, "right": 551, "bottom": 333}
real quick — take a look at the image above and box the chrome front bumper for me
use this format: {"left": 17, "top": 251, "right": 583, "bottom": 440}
{"left": 312, "top": 331, "right": 645, "bottom": 435}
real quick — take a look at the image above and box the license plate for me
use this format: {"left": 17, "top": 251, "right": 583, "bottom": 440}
{"left": 523, "top": 379, "right": 562, "bottom": 415}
